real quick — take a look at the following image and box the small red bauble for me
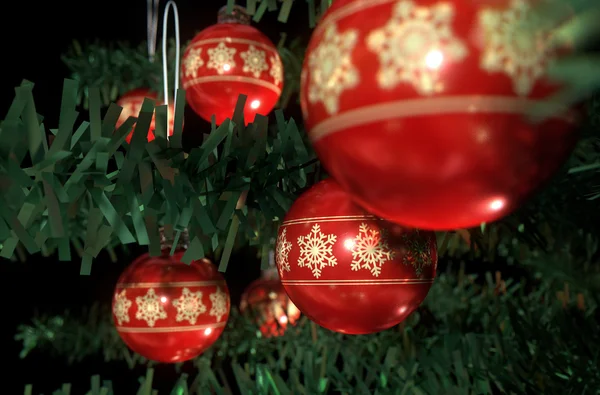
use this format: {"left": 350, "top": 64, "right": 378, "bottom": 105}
{"left": 275, "top": 179, "right": 437, "bottom": 335}
{"left": 116, "top": 88, "right": 176, "bottom": 143}
{"left": 240, "top": 271, "right": 301, "bottom": 337}
{"left": 300, "top": 0, "right": 577, "bottom": 230}
{"left": 181, "top": 6, "right": 283, "bottom": 125}
{"left": 112, "top": 251, "right": 230, "bottom": 363}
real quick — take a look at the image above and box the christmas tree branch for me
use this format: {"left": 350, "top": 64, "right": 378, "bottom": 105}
{"left": 17, "top": 261, "right": 600, "bottom": 394}
{"left": 0, "top": 79, "right": 317, "bottom": 273}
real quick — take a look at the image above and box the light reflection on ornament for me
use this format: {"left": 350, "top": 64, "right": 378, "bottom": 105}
{"left": 204, "top": 328, "right": 212, "bottom": 336}
{"left": 425, "top": 49, "right": 443, "bottom": 69}
{"left": 160, "top": 296, "right": 167, "bottom": 303}
{"left": 343, "top": 238, "right": 355, "bottom": 250}
{"left": 489, "top": 198, "right": 505, "bottom": 211}
{"left": 250, "top": 99, "right": 261, "bottom": 109}
{"left": 223, "top": 63, "right": 231, "bottom": 72}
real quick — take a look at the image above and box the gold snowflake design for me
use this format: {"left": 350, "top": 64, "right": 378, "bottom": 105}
{"left": 401, "top": 230, "right": 433, "bottom": 277}
{"left": 184, "top": 48, "right": 205, "bottom": 78}
{"left": 276, "top": 228, "right": 293, "bottom": 274}
{"left": 113, "top": 290, "right": 132, "bottom": 325}
{"left": 297, "top": 224, "right": 337, "bottom": 278}
{"left": 135, "top": 288, "right": 167, "bottom": 327}
{"left": 240, "top": 45, "right": 269, "bottom": 78}
{"left": 270, "top": 54, "right": 284, "bottom": 85}
{"left": 207, "top": 42, "right": 237, "bottom": 75}
{"left": 350, "top": 223, "right": 395, "bottom": 277}
{"left": 366, "top": 0, "right": 467, "bottom": 95}
{"left": 308, "top": 23, "right": 360, "bottom": 115}
{"left": 172, "top": 288, "right": 206, "bottom": 325}
{"left": 209, "top": 287, "right": 228, "bottom": 322}
{"left": 479, "top": 0, "right": 553, "bottom": 96}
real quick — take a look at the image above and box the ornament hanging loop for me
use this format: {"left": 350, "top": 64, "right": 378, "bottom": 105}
{"left": 161, "top": 0, "right": 181, "bottom": 134}
{"left": 147, "top": 0, "right": 160, "bottom": 62}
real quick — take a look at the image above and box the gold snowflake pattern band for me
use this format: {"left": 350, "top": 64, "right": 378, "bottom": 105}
{"left": 278, "top": 221, "right": 434, "bottom": 279}
{"left": 306, "top": 0, "right": 562, "bottom": 131}
{"left": 113, "top": 286, "right": 229, "bottom": 327}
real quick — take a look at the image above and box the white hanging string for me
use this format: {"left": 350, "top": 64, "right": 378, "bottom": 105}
{"left": 161, "top": 0, "right": 181, "bottom": 140}
{"left": 146, "top": 0, "right": 160, "bottom": 62}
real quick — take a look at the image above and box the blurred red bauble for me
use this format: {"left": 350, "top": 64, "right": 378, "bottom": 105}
{"left": 275, "top": 179, "right": 437, "bottom": 335}
{"left": 240, "top": 269, "right": 301, "bottom": 337}
{"left": 116, "top": 88, "right": 176, "bottom": 143}
{"left": 300, "top": 0, "right": 577, "bottom": 230}
{"left": 181, "top": 6, "right": 283, "bottom": 125}
{"left": 112, "top": 245, "right": 230, "bottom": 363}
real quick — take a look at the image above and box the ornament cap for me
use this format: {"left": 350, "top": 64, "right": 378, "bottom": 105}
{"left": 159, "top": 227, "right": 190, "bottom": 251}
{"left": 217, "top": 5, "right": 251, "bottom": 25}
{"left": 261, "top": 250, "right": 279, "bottom": 280}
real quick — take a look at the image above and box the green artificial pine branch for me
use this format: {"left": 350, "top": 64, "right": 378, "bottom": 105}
{"left": 0, "top": 79, "right": 318, "bottom": 272}
{"left": 16, "top": 248, "right": 600, "bottom": 393}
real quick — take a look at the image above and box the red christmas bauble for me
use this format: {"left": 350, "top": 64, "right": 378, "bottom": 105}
{"left": 275, "top": 178, "right": 437, "bottom": 334}
{"left": 240, "top": 274, "right": 301, "bottom": 337}
{"left": 116, "top": 88, "right": 176, "bottom": 143}
{"left": 300, "top": 0, "right": 577, "bottom": 230}
{"left": 112, "top": 251, "right": 230, "bottom": 363}
{"left": 181, "top": 6, "right": 283, "bottom": 125}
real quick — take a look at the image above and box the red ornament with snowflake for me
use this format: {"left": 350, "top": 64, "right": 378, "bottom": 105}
{"left": 275, "top": 179, "right": 437, "bottom": 335}
{"left": 112, "top": 231, "right": 230, "bottom": 363}
{"left": 240, "top": 266, "right": 301, "bottom": 337}
{"left": 115, "top": 88, "right": 176, "bottom": 143}
{"left": 300, "top": 0, "right": 577, "bottom": 230}
{"left": 180, "top": 6, "right": 283, "bottom": 125}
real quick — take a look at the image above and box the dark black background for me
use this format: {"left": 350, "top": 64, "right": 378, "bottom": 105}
{"left": 1, "top": 1, "right": 310, "bottom": 393}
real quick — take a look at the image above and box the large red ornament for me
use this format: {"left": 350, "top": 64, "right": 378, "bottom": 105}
{"left": 112, "top": 247, "right": 230, "bottom": 363}
{"left": 116, "top": 88, "right": 176, "bottom": 143}
{"left": 300, "top": 0, "right": 577, "bottom": 230}
{"left": 240, "top": 268, "right": 301, "bottom": 337}
{"left": 181, "top": 6, "right": 283, "bottom": 125}
{"left": 275, "top": 179, "right": 437, "bottom": 335}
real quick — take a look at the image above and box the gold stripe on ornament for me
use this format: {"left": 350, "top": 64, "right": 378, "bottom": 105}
{"left": 315, "top": 0, "right": 398, "bottom": 36}
{"left": 116, "top": 281, "right": 226, "bottom": 289}
{"left": 116, "top": 321, "right": 227, "bottom": 333}
{"left": 183, "top": 76, "right": 281, "bottom": 95}
{"left": 189, "top": 38, "right": 279, "bottom": 54}
{"left": 282, "top": 215, "right": 380, "bottom": 226}
{"left": 310, "top": 96, "right": 573, "bottom": 143}
{"left": 281, "top": 278, "right": 434, "bottom": 285}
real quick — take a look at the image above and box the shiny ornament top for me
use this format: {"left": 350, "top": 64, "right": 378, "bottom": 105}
{"left": 301, "top": 0, "right": 568, "bottom": 137}
{"left": 181, "top": 6, "right": 283, "bottom": 124}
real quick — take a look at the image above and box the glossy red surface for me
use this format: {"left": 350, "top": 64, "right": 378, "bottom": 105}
{"left": 115, "top": 88, "right": 176, "bottom": 143}
{"left": 300, "top": 0, "right": 578, "bottom": 230}
{"left": 181, "top": 22, "right": 283, "bottom": 125}
{"left": 275, "top": 179, "right": 437, "bottom": 335}
{"left": 112, "top": 251, "right": 230, "bottom": 363}
{"left": 240, "top": 277, "right": 301, "bottom": 337}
